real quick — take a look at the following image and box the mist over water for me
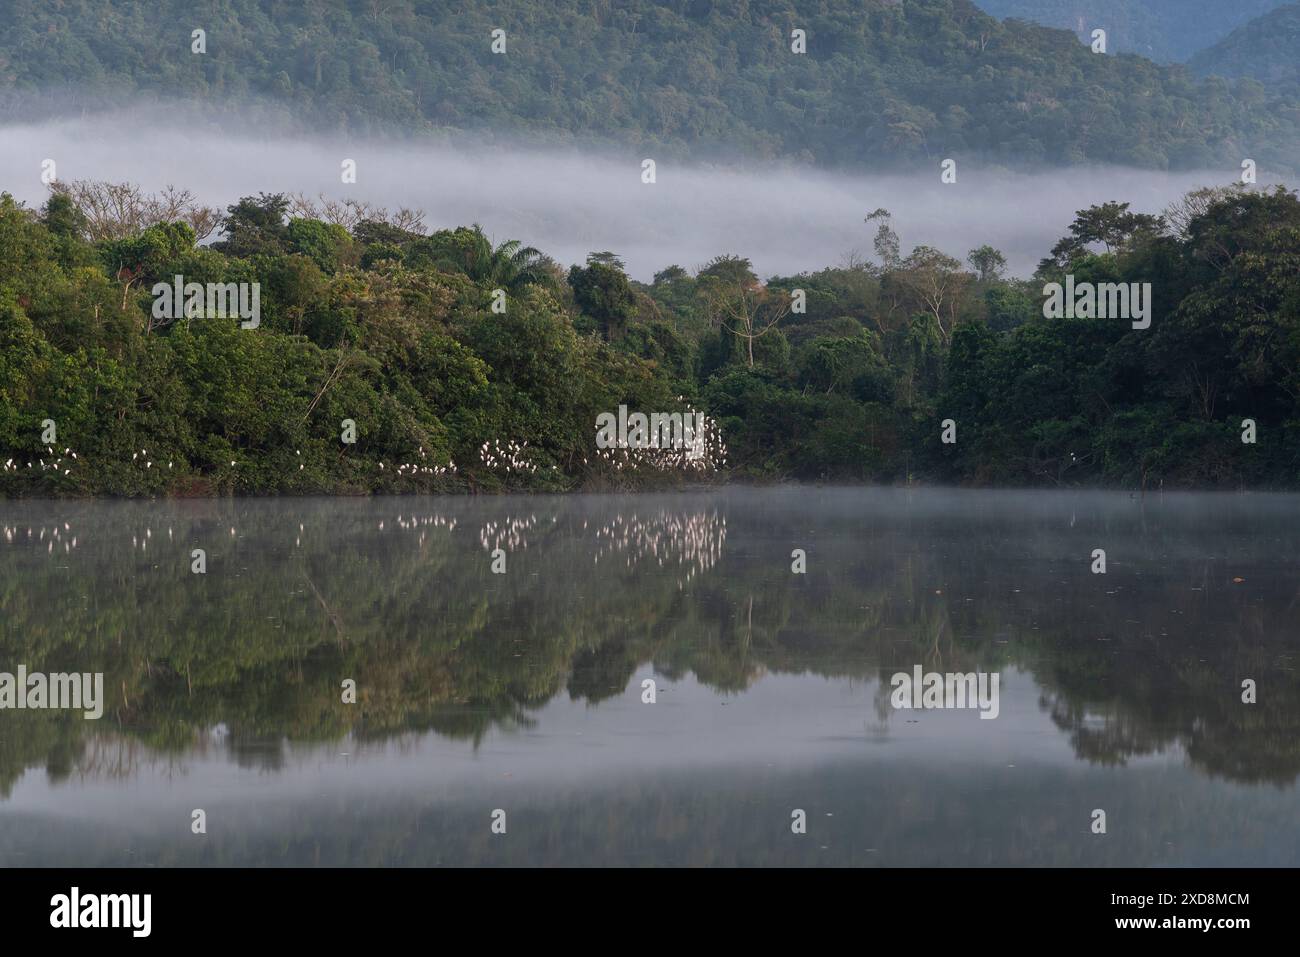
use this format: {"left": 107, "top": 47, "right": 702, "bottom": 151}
{"left": 0, "top": 110, "right": 1274, "bottom": 280}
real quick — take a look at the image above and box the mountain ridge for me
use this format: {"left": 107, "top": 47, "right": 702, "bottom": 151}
{"left": 972, "top": 0, "right": 1293, "bottom": 62}
{"left": 1189, "top": 3, "right": 1300, "bottom": 86}
{"left": 0, "top": 0, "right": 1296, "bottom": 171}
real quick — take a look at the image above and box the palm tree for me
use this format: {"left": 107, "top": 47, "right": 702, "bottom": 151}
{"left": 423, "top": 224, "right": 554, "bottom": 294}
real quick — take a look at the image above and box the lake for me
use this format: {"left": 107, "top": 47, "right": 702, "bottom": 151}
{"left": 1, "top": 487, "right": 1297, "bottom": 866}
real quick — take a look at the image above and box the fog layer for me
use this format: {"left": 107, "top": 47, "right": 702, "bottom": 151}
{"left": 0, "top": 113, "right": 1276, "bottom": 280}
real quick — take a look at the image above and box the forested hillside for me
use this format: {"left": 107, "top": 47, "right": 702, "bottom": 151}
{"left": 1190, "top": 4, "right": 1300, "bottom": 87}
{"left": 972, "top": 0, "right": 1292, "bottom": 62}
{"left": 3, "top": 180, "right": 1300, "bottom": 494}
{"left": 1, "top": 0, "right": 1297, "bottom": 170}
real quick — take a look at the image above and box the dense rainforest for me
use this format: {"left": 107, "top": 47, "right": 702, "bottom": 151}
{"left": 2, "top": 179, "right": 1300, "bottom": 495}
{"left": 2, "top": 0, "right": 1299, "bottom": 172}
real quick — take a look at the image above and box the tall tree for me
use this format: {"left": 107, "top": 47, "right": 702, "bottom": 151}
{"left": 569, "top": 253, "right": 637, "bottom": 341}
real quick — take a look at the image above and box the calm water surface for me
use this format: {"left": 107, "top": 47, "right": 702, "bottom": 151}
{"left": 1, "top": 487, "right": 1297, "bottom": 866}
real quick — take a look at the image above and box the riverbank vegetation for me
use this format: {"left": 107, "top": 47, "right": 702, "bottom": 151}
{"left": 2, "top": 181, "right": 1299, "bottom": 495}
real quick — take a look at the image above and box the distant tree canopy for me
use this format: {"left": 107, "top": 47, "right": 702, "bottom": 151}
{"left": 1, "top": 0, "right": 1298, "bottom": 171}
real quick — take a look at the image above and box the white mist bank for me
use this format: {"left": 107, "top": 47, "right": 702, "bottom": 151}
{"left": 0, "top": 113, "right": 1282, "bottom": 281}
